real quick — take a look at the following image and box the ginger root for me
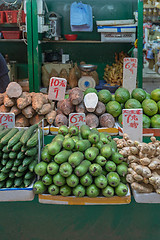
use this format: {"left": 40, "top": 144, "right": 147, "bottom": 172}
{"left": 131, "top": 182, "right": 154, "bottom": 193}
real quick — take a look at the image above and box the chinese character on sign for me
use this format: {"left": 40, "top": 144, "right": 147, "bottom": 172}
{"left": 123, "top": 109, "right": 143, "bottom": 142}
{"left": 0, "top": 113, "right": 15, "bottom": 128}
{"left": 69, "top": 113, "right": 86, "bottom": 129}
{"left": 124, "top": 58, "right": 137, "bottom": 74}
{"left": 123, "top": 58, "right": 137, "bottom": 93}
{"left": 48, "top": 77, "right": 67, "bottom": 101}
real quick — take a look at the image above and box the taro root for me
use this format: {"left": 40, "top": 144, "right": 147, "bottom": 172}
{"left": 99, "top": 113, "right": 115, "bottom": 128}
{"left": 86, "top": 113, "right": 99, "bottom": 128}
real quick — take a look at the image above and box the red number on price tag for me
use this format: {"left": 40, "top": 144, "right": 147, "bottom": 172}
{"left": 69, "top": 113, "right": 86, "bottom": 130}
{"left": 48, "top": 77, "right": 67, "bottom": 101}
{"left": 0, "top": 113, "right": 15, "bottom": 128}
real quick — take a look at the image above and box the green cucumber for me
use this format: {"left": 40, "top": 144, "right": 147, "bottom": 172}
{"left": 24, "top": 178, "right": 34, "bottom": 187}
{"left": 0, "top": 151, "right": 2, "bottom": 158}
{"left": 24, "top": 172, "right": 35, "bottom": 180}
{"left": 0, "top": 143, "right": 3, "bottom": 150}
{"left": 20, "top": 124, "right": 38, "bottom": 145}
{"left": 6, "top": 179, "right": 14, "bottom": 188}
{"left": 1, "top": 166, "right": 10, "bottom": 173}
{"left": 21, "top": 145, "right": 28, "bottom": 152}
{"left": 2, "top": 145, "right": 11, "bottom": 153}
{"left": 26, "top": 129, "right": 41, "bottom": 148}
{"left": 13, "top": 159, "right": 22, "bottom": 167}
{"left": 15, "top": 171, "right": 25, "bottom": 178}
{"left": 17, "top": 151, "right": 25, "bottom": 160}
{"left": 28, "top": 160, "right": 37, "bottom": 172}
{"left": 6, "top": 160, "right": 14, "bottom": 169}
{"left": 0, "top": 173, "right": 8, "bottom": 181}
{"left": 18, "top": 165, "right": 28, "bottom": 172}
{"left": 7, "top": 129, "right": 25, "bottom": 148}
{"left": 0, "top": 126, "right": 5, "bottom": 131}
{"left": 9, "top": 151, "right": 17, "bottom": 159}
{"left": 0, "top": 180, "right": 5, "bottom": 188}
{"left": 2, "top": 152, "right": 9, "bottom": 160}
{"left": 9, "top": 171, "right": 15, "bottom": 178}
{"left": 1, "top": 128, "right": 19, "bottom": 145}
{"left": 25, "top": 147, "right": 38, "bottom": 157}
{"left": 0, "top": 128, "right": 11, "bottom": 141}
{"left": 12, "top": 142, "right": 22, "bottom": 152}
{"left": 19, "top": 183, "right": 25, "bottom": 188}
{"left": 1, "top": 159, "right": 8, "bottom": 165}
{"left": 11, "top": 166, "right": 18, "bottom": 172}
{"left": 14, "top": 177, "right": 23, "bottom": 187}
{"left": 22, "top": 157, "right": 33, "bottom": 166}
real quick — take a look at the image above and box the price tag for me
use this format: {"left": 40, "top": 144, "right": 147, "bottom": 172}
{"left": 123, "top": 109, "right": 143, "bottom": 142}
{"left": 48, "top": 77, "right": 67, "bottom": 101}
{"left": 123, "top": 58, "right": 137, "bottom": 93}
{"left": 0, "top": 113, "right": 15, "bottom": 128}
{"left": 69, "top": 113, "right": 86, "bottom": 129}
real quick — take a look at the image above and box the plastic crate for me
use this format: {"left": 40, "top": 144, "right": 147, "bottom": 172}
{"left": 0, "top": 11, "right": 5, "bottom": 24}
{"left": 101, "top": 32, "right": 136, "bottom": 43}
{"left": 2, "top": 31, "right": 21, "bottom": 39}
{"left": 5, "top": 10, "right": 25, "bottom": 24}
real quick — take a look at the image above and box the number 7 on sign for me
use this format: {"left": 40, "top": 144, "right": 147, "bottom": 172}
{"left": 48, "top": 77, "right": 67, "bottom": 101}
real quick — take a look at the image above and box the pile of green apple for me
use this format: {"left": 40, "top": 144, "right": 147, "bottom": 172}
{"left": 33, "top": 125, "right": 128, "bottom": 198}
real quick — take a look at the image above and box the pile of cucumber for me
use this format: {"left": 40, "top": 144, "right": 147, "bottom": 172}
{"left": 0, "top": 124, "right": 40, "bottom": 188}
{"left": 33, "top": 125, "right": 128, "bottom": 198}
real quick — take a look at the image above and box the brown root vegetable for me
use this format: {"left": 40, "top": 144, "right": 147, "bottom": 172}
{"left": 89, "top": 71, "right": 99, "bottom": 85}
{"left": 54, "top": 114, "right": 68, "bottom": 127}
{"left": 32, "top": 93, "right": 47, "bottom": 112}
{"left": 131, "top": 182, "right": 154, "bottom": 193}
{"left": 0, "top": 93, "right": 4, "bottom": 105}
{"left": 86, "top": 113, "right": 99, "bottom": 128}
{"left": 56, "top": 109, "right": 63, "bottom": 115}
{"left": 94, "top": 101, "right": 106, "bottom": 116}
{"left": 76, "top": 101, "right": 87, "bottom": 113}
{"left": 38, "top": 103, "right": 52, "bottom": 115}
{"left": 50, "top": 102, "right": 55, "bottom": 110}
{"left": 59, "top": 68, "right": 68, "bottom": 81}
{"left": 84, "top": 93, "right": 98, "bottom": 112}
{"left": 74, "top": 63, "right": 81, "bottom": 79}
{"left": 0, "top": 105, "right": 10, "bottom": 113}
{"left": 6, "top": 82, "right": 22, "bottom": 98}
{"left": 46, "top": 110, "right": 57, "bottom": 125}
{"left": 69, "top": 87, "right": 83, "bottom": 105}
{"left": 17, "top": 92, "right": 32, "bottom": 110}
{"left": 49, "top": 68, "right": 59, "bottom": 79}
{"left": 15, "top": 114, "right": 29, "bottom": 127}
{"left": 99, "top": 113, "right": 115, "bottom": 128}
{"left": 60, "top": 99, "right": 74, "bottom": 116}
{"left": 68, "top": 67, "right": 78, "bottom": 88}
{"left": 22, "top": 106, "right": 35, "bottom": 119}
{"left": 29, "top": 114, "right": 44, "bottom": 126}
{"left": 10, "top": 106, "right": 21, "bottom": 116}
{"left": 3, "top": 95, "right": 15, "bottom": 107}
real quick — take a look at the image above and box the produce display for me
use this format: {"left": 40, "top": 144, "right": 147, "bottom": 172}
{"left": 115, "top": 134, "right": 160, "bottom": 194}
{"left": 103, "top": 51, "right": 128, "bottom": 86}
{"left": 0, "top": 124, "right": 40, "bottom": 188}
{"left": 33, "top": 125, "right": 129, "bottom": 198}
{"left": 0, "top": 82, "right": 56, "bottom": 127}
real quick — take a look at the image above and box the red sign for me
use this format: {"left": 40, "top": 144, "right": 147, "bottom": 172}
{"left": 123, "top": 109, "right": 143, "bottom": 142}
{"left": 48, "top": 77, "right": 67, "bottom": 101}
{"left": 123, "top": 58, "right": 137, "bottom": 74}
{"left": 69, "top": 113, "right": 86, "bottom": 129}
{"left": 0, "top": 113, "right": 15, "bottom": 128}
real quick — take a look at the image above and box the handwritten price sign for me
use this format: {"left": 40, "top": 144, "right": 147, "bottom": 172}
{"left": 69, "top": 113, "right": 86, "bottom": 129}
{"left": 0, "top": 113, "right": 15, "bottom": 128}
{"left": 123, "top": 109, "right": 143, "bottom": 142}
{"left": 48, "top": 77, "right": 67, "bottom": 101}
{"left": 123, "top": 58, "right": 137, "bottom": 93}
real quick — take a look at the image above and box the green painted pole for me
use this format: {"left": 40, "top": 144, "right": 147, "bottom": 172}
{"left": 137, "top": 0, "right": 143, "bottom": 88}
{"left": 32, "top": 0, "right": 41, "bottom": 92}
{"left": 26, "top": 0, "right": 34, "bottom": 92}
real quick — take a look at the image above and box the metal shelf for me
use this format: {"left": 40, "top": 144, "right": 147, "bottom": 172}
{"left": 41, "top": 40, "right": 129, "bottom": 44}
{"left": 0, "top": 39, "right": 25, "bottom": 42}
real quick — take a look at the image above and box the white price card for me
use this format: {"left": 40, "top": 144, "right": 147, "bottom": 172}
{"left": 123, "top": 58, "right": 137, "bottom": 94}
{"left": 69, "top": 113, "right": 86, "bottom": 130}
{"left": 123, "top": 109, "right": 143, "bottom": 142}
{"left": 0, "top": 113, "right": 15, "bottom": 128}
{"left": 48, "top": 77, "right": 67, "bottom": 101}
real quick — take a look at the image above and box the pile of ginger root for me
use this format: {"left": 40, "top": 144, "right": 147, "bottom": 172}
{"left": 114, "top": 134, "right": 160, "bottom": 194}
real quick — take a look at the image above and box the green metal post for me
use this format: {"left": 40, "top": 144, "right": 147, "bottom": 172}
{"left": 137, "top": 0, "right": 143, "bottom": 88}
{"left": 32, "top": 0, "right": 41, "bottom": 92}
{"left": 26, "top": 0, "right": 34, "bottom": 92}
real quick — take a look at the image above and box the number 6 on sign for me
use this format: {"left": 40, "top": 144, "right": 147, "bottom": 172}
{"left": 48, "top": 77, "right": 67, "bottom": 101}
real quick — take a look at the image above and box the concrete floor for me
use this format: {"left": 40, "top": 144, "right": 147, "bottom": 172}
{"left": 143, "top": 63, "right": 160, "bottom": 93}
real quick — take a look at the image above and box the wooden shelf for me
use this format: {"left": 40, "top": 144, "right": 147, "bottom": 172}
{"left": 41, "top": 40, "right": 103, "bottom": 43}
{"left": 0, "top": 39, "right": 25, "bottom": 42}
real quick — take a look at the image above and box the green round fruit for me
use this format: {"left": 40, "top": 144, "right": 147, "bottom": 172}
{"left": 105, "top": 161, "right": 116, "bottom": 172}
{"left": 34, "top": 162, "right": 47, "bottom": 177}
{"left": 98, "top": 89, "right": 112, "bottom": 104}
{"left": 125, "top": 99, "right": 141, "bottom": 109}
{"left": 157, "top": 101, "right": 160, "bottom": 113}
{"left": 94, "top": 175, "right": 108, "bottom": 189}
{"left": 84, "top": 88, "right": 98, "bottom": 96}
{"left": 151, "top": 88, "right": 160, "bottom": 102}
{"left": 107, "top": 172, "right": 120, "bottom": 187}
{"left": 150, "top": 114, "right": 160, "bottom": 128}
{"left": 102, "top": 185, "right": 114, "bottom": 197}
{"left": 48, "top": 184, "right": 59, "bottom": 196}
{"left": 115, "top": 183, "right": 128, "bottom": 196}
{"left": 86, "top": 184, "right": 100, "bottom": 197}
{"left": 106, "top": 101, "right": 122, "bottom": 117}
{"left": 73, "top": 184, "right": 85, "bottom": 197}
{"left": 118, "top": 114, "right": 123, "bottom": 127}
{"left": 143, "top": 114, "right": 151, "bottom": 128}
{"left": 142, "top": 99, "right": 158, "bottom": 117}
{"left": 60, "top": 185, "right": 71, "bottom": 197}
{"left": 42, "top": 174, "right": 53, "bottom": 186}
{"left": 33, "top": 180, "right": 46, "bottom": 194}
{"left": 131, "top": 88, "right": 146, "bottom": 102}
{"left": 145, "top": 92, "right": 151, "bottom": 99}
{"left": 112, "top": 94, "right": 115, "bottom": 101}
{"left": 115, "top": 88, "right": 130, "bottom": 103}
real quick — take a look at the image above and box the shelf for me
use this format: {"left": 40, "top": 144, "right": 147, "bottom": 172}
{"left": 41, "top": 40, "right": 130, "bottom": 44}
{"left": 0, "top": 39, "right": 25, "bottom": 42}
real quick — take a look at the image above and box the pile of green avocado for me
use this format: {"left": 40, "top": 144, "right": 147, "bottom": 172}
{"left": 33, "top": 125, "right": 128, "bottom": 198}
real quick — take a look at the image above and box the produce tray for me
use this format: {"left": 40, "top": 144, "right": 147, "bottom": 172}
{"left": 132, "top": 189, "right": 160, "bottom": 203}
{"left": 38, "top": 185, "right": 131, "bottom": 205}
{"left": 49, "top": 123, "right": 119, "bottom": 136}
{"left": 0, "top": 183, "right": 35, "bottom": 202}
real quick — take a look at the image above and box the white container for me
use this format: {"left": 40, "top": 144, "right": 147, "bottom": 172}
{"left": 97, "top": 25, "right": 137, "bottom": 33}
{"left": 96, "top": 19, "right": 135, "bottom": 26}
{"left": 132, "top": 189, "right": 160, "bottom": 203}
{"left": 101, "top": 32, "right": 136, "bottom": 43}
